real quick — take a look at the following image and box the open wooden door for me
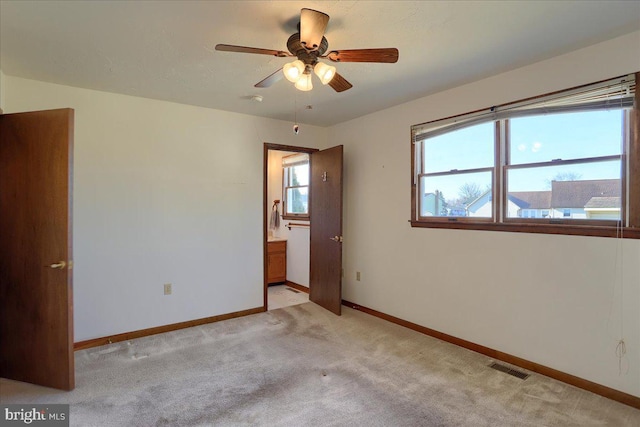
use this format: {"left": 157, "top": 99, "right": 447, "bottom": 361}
{"left": 0, "top": 109, "right": 75, "bottom": 390}
{"left": 309, "top": 145, "right": 343, "bottom": 315}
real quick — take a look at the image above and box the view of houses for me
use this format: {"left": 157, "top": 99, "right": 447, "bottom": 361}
{"left": 422, "top": 179, "right": 621, "bottom": 220}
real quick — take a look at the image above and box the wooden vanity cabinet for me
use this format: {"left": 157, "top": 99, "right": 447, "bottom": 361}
{"left": 267, "top": 240, "right": 287, "bottom": 284}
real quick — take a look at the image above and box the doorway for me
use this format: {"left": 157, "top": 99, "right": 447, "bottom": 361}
{"left": 263, "top": 143, "right": 344, "bottom": 315}
{"left": 264, "top": 144, "right": 316, "bottom": 310}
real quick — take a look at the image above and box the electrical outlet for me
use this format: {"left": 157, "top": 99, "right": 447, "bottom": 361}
{"left": 164, "top": 283, "right": 172, "bottom": 295}
{"left": 356, "top": 272, "right": 361, "bottom": 281}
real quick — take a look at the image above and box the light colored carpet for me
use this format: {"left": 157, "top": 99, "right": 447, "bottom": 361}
{"left": 1, "top": 303, "right": 638, "bottom": 426}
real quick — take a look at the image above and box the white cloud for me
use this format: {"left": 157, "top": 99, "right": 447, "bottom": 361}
{"left": 517, "top": 144, "right": 526, "bottom": 152}
{"left": 531, "top": 142, "right": 542, "bottom": 152}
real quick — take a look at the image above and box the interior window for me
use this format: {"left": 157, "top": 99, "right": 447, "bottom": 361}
{"left": 282, "top": 153, "right": 310, "bottom": 219}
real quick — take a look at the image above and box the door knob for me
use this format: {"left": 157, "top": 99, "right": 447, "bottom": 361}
{"left": 329, "top": 236, "right": 343, "bottom": 243}
{"left": 48, "top": 261, "right": 66, "bottom": 269}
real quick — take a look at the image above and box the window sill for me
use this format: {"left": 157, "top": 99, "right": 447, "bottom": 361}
{"left": 410, "top": 220, "right": 640, "bottom": 239}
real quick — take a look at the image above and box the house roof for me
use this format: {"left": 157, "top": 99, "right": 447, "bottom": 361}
{"left": 460, "top": 179, "right": 621, "bottom": 211}
{"left": 584, "top": 196, "right": 621, "bottom": 209}
{"left": 550, "top": 179, "right": 620, "bottom": 208}
{"left": 509, "top": 191, "right": 552, "bottom": 209}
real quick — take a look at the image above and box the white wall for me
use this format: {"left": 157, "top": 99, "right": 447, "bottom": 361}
{"left": 267, "top": 150, "right": 310, "bottom": 288}
{"left": 330, "top": 31, "right": 640, "bottom": 397}
{"left": 3, "top": 76, "right": 327, "bottom": 341}
{"left": 281, "top": 222, "right": 310, "bottom": 287}
{"left": 267, "top": 150, "right": 287, "bottom": 239}
{"left": 0, "top": 69, "right": 5, "bottom": 110}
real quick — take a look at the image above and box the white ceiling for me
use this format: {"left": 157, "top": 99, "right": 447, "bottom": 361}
{"left": 1, "top": 1, "right": 639, "bottom": 127}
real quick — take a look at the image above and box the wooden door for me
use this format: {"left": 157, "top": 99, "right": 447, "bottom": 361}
{"left": 309, "top": 145, "right": 343, "bottom": 315}
{"left": 0, "top": 109, "right": 75, "bottom": 390}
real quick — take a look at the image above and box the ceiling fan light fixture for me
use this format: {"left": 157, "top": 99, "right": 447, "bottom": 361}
{"left": 294, "top": 73, "right": 313, "bottom": 91}
{"left": 283, "top": 60, "right": 305, "bottom": 83}
{"left": 217, "top": 8, "right": 398, "bottom": 93}
{"left": 314, "top": 62, "right": 336, "bottom": 85}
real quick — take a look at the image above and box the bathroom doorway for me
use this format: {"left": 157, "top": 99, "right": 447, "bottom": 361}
{"left": 263, "top": 143, "right": 344, "bottom": 314}
{"left": 264, "top": 144, "right": 316, "bottom": 310}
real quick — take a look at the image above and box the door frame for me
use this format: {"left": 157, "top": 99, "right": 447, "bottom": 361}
{"left": 263, "top": 143, "right": 318, "bottom": 310}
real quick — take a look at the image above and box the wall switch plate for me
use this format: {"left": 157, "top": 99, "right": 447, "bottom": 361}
{"left": 164, "top": 283, "right": 172, "bottom": 295}
{"left": 356, "top": 272, "right": 361, "bottom": 281}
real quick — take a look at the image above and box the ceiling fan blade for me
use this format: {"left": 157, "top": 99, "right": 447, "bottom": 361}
{"left": 324, "top": 48, "right": 399, "bottom": 63}
{"left": 328, "top": 72, "right": 353, "bottom": 93}
{"left": 255, "top": 68, "right": 284, "bottom": 88}
{"left": 215, "top": 44, "right": 291, "bottom": 58}
{"left": 300, "top": 8, "right": 329, "bottom": 51}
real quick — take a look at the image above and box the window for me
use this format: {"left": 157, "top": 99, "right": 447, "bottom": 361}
{"left": 282, "top": 153, "right": 310, "bottom": 219}
{"left": 418, "top": 122, "right": 494, "bottom": 218}
{"left": 411, "top": 73, "right": 640, "bottom": 238}
{"left": 507, "top": 110, "right": 623, "bottom": 222}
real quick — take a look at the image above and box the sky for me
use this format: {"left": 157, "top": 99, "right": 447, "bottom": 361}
{"left": 421, "top": 109, "right": 624, "bottom": 202}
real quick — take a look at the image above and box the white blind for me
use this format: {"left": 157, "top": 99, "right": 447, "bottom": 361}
{"left": 282, "top": 153, "right": 309, "bottom": 167}
{"left": 412, "top": 74, "right": 636, "bottom": 142}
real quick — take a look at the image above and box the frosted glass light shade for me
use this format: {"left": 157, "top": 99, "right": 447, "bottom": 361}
{"left": 314, "top": 62, "right": 336, "bottom": 85}
{"left": 283, "top": 60, "right": 305, "bottom": 83}
{"left": 294, "top": 73, "right": 313, "bottom": 91}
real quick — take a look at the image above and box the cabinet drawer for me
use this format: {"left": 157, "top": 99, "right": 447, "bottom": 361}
{"left": 267, "top": 240, "right": 286, "bottom": 253}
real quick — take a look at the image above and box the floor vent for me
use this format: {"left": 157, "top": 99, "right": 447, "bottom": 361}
{"left": 286, "top": 287, "right": 301, "bottom": 294}
{"left": 489, "top": 362, "right": 530, "bottom": 380}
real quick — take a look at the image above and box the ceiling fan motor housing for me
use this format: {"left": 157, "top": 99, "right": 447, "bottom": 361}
{"left": 287, "top": 33, "right": 328, "bottom": 66}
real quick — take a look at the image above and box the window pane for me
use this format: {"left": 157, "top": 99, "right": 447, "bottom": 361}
{"left": 506, "top": 161, "right": 621, "bottom": 220}
{"left": 422, "top": 122, "right": 494, "bottom": 173}
{"left": 287, "top": 164, "right": 309, "bottom": 186}
{"left": 509, "top": 110, "right": 623, "bottom": 165}
{"left": 285, "top": 187, "right": 308, "bottom": 214}
{"left": 419, "top": 171, "right": 492, "bottom": 217}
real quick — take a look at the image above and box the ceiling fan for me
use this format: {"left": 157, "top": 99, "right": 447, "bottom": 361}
{"left": 215, "top": 8, "right": 399, "bottom": 93}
